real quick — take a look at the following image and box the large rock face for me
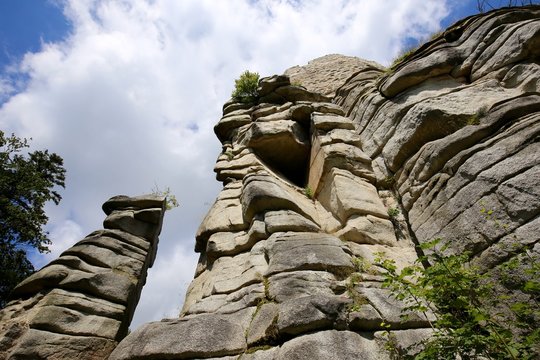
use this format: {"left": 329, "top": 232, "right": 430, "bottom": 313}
{"left": 2, "top": 6, "right": 538, "bottom": 360}
{"left": 111, "top": 71, "right": 421, "bottom": 360}
{"left": 0, "top": 195, "right": 166, "bottom": 360}
{"left": 112, "top": 6, "right": 539, "bottom": 360}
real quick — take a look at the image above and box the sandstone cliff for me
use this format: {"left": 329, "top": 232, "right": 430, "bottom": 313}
{"left": 0, "top": 5, "right": 538, "bottom": 360}
{"left": 110, "top": 6, "right": 540, "bottom": 360}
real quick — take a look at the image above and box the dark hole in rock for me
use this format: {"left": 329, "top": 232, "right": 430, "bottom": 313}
{"left": 248, "top": 121, "right": 311, "bottom": 187}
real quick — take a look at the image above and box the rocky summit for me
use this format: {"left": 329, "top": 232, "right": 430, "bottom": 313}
{"left": 1, "top": 6, "right": 540, "bottom": 360}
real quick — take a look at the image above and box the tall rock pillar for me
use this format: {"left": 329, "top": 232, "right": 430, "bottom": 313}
{"left": 110, "top": 69, "right": 428, "bottom": 360}
{"left": 0, "top": 195, "right": 166, "bottom": 360}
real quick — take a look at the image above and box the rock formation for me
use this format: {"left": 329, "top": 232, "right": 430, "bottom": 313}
{"left": 0, "top": 195, "right": 166, "bottom": 360}
{"left": 2, "top": 5, "right": 539, "bottom": 360}
{"left": 110, "top": 6, "right": 539, "bottom": 359}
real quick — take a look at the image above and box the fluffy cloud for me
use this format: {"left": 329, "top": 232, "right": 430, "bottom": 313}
{"left": 0, "top": 0, "right": 450, "bottom": 330}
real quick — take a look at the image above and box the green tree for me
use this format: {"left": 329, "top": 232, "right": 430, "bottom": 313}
{"left": 231, "top": 70, "right": 260, "bottom": 104}
{"left": 0, "top": 131, "right": 66, "bottom": 307}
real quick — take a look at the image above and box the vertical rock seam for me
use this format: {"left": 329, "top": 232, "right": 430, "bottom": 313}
{"left": 0, "top": 195, "right": 166, "bottom": 360}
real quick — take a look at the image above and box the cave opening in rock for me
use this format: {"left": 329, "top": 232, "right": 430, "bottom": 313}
{"left": 249, "top": 106, "right": 313, "bottom": 188}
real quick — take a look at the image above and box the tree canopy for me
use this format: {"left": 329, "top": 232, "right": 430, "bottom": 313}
{"left": 0, "top": 131, "right": 65, "bottom": 307}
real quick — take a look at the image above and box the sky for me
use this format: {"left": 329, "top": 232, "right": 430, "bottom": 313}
{"left": 0, "top": 0, "right": 485, "bottom": 330}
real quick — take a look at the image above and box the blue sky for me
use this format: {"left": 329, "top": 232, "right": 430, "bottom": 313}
{"left": 0, "top": 0, "right": 493, "bottom": 330}
{"left": 0, "top": 1, "right": 71, "bottom": 66}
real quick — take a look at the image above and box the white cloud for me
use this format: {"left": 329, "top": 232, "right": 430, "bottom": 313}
{"left": 0, "top": 0, "right": 450, "bottom": 330}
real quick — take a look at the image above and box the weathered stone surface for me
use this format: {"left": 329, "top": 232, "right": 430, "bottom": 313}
{"left": 277, "top": 295, "right": 350, "bottom": 336}
{"left": 39, "top": 288, "right": 125, "bottom": 320}
{"left": 311, "top": 113, "right": 355, "bottom": 131}
{"left": 102, "top": 194, "right": 165, "bottom": 215}
{"left": 109, "top": 311, "right": 252, "bottom": 360}
{"left": 30, "top": 305, "right": 121, "bottom": 340}
{"left": 336, "top": 215, "right": 397, "bottom": 246}
{"left": 285, "top": 54, "right": 384, "bottom": 97}
{"left": 274, "top": 85, "right": 331, "bottom": 103}
{"left": 241, "top": 347, "right": 280, "bottom": 360}
{"left": 6, "top": 329, "right": 117, "bottom": 360}
{"left": 318, "top": 128, "right": 362, "bottom": 147}
{"left": 214, "top": 114, "right": 252, "bottom": 143}
{"left": 196, "top": 195, "right": 246, "bottom": 252}
{"left": 264, "top": 210, "right": 320, "bottom": 233}
{"left": 241, "top": 173, "right": 319, "bottom": 224}
{"left": 309, "top": 140, "right": 376, "bottom": 192}
{"left": 318, "top": 168, "right": 388, "bottom": 223}
{"left": 257, "top": 75, "right": 291, "bottom": 97}
{"left": 348, "top": 303, "right": 384, "bottom": 330}
{"left": 347, "top": 243, "right": 418, "bottom": 273}
{"left": 246, "top": 302, "right": 279, "bottom": 345}
{"left": 183, "top": 242, "right": 268, "bottom": 312}
{"left": 268, "top": 270, "right": 337, "bottom": 302}
{"left": 0, "top": 195, "right": 165, "bottom": 360}
{"left": 266, "top": 232, "right": 354, "bottom": 276}
{"left": 242, "top": 120, "right": 309, "bottom": 185}
{"left": 185, "top": 283, "right": 265, "bottom": 315}
{"left": 206, "top": 228, "right": 266, "bottom": 260}
{"left": 374, "top": 328, "right": 433, "bottom": 358}
{"left": 87, "top": 228, "right": 151, "bottom": 252}
{"left": 104, "top": 209, "right": 161, "bottom": 242}
{"left": 62, "top": 242, "right": 144, "bottom": 278}
{"left": 356, "top": 287, "right": 433, "bottom": 329}
{"left": 277, "top": 330, "right": 389, "bottom": 360}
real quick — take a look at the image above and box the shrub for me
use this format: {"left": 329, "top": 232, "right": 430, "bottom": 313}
{"left": 387, "top": 207, "right": 400, "bottom": 218}
{"left": 304, "top": 185, "right": 314, "bottom": 199}
{"left": 375, "top": 239, "right": 540, "bottom": 359}
{"left": 231, "top": 70, "right": 260, "bottom": 104}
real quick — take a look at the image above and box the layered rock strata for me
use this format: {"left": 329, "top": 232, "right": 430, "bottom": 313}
{"left": 334, "top": 5, "right": 540, "bottom": 267}
{"left": 111, "top": 75, "right": 428, "bottom": 359}
{"left": 0, "top": 195, "right": 166, "bottom": 360}
{"left": 112, "top": 6, "right": 539, "bottom": 360}
{"left": 1, "top": 5, "right": 537, "bottom": 360}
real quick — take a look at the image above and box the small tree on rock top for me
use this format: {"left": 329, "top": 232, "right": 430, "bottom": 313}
{"left": 231, "top": 70, "right": 259, "bottom": 104}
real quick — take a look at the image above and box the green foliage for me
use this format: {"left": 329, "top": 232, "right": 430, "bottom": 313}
{"left": 387, "top": 207, "right": 400, "bottom": 218}
{"left": 352, "top": 256, "right": 370, "bottom": 273}
{"left": 466, "top": 106, "right": 488, "bottom": 126}
{"left": 346, "top": 272, "right": 369, "bottom": 312}
{"left": 151, "top": 185, "right": 179, "bottom": 211}
{"left": 375, "top": 239, "right": 540, "bottom": 359}
{"left": 231, "top": 70, "right": 260, "bottom": 104}
{"left": 0, "top": 131, "right": 66, "bottom": 307}
{"left": 346, "top": 257, "right": 371, "bottom": 312}
{"left": 304, "top": 185, "right": 314, "bottom": 199}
